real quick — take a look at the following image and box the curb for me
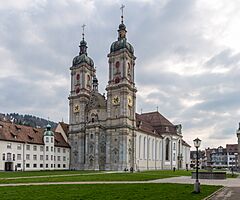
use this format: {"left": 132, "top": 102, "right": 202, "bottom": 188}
{"left": 203, "top": 186, "right": 225, "bottom": 200}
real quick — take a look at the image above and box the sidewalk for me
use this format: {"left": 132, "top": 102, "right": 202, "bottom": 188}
{"left": 150, "top": 176, "right": 240, "bottom": 187}
{"left": 0, "top": 176, "right": 240, "bottom": 187}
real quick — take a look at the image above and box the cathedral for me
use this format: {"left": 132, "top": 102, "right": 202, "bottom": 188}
{"left": 68, "top": 10, "right": 190, "bottom": 171}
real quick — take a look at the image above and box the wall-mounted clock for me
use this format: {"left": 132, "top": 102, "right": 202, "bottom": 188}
{"left": 112, "top": 96, "right": 120, "bottom": 105}
{"left": 73, "top": 104, "right": 80, "bottom": 113}
{"left": 128, "top": 96, "right": 133, "bottom": 107}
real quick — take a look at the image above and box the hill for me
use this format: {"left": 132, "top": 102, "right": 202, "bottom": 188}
{"left": 0, "top": 113, "right": 57, "bottom": 129}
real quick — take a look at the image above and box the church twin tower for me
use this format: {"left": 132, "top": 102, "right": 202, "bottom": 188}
{"left": 68, "top": 11, "right": 137, "bottom": 170}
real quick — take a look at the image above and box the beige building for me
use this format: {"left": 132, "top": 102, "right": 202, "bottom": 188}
{"left": 68, "top": 12, "right": 190, "bottom": 171}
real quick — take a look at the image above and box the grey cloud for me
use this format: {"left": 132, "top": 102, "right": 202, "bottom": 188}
{"left": 0, "top": 0, "right": 240, "bottom": 148}
{"left": 205, "top": 49, "right": 240, "bottom": 68}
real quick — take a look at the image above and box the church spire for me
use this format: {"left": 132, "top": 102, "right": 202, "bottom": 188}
{"left": 120, "top": 4, "right": 125, "bottom": 24}
{"left": 79, "top": 24, "right": 88, "bottom": 55}
{"left": 118, "top": 4, "right": 127, "bottom": 40}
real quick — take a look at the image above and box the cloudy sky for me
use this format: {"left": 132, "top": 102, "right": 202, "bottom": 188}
{"left": 1, "top": 0, "right": 240, "bottom": 149}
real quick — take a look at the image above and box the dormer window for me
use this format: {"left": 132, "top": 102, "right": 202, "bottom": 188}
{"left": 33, "top": 128, "right": 38, "bottom": 133}
{"left": 28, "top": 135, "right": 34, "bottom": 141}
{"left": 15, "top": 125, "right": 21, "bottom": 131}
{"left": 10, "top": 132, "right": 17, "bottom": 139}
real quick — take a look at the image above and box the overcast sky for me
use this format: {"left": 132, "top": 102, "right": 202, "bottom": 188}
{"left": 1, "top": 0, "right": 240, "bottom": 149}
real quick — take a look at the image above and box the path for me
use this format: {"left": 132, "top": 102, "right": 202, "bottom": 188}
{"left": 0, "top": 175, "right": 240, "bottom": 187}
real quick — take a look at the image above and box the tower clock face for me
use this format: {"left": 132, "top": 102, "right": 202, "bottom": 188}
{"left": 73, "top": 104, "right": 80, "bottom": 113}
{"left": 128, "top": 96, "right": 133, "bottom": 107}
{"left": 112, "top": 96, "right": 120, "bottom": 105}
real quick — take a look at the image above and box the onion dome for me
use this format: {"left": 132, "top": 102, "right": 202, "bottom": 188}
{"left": 44, "top": 124, "right": 54, "bottom": 136}
{"left": 72, "top": 26, "right": 94, "bottom": 67}
{"left": 110, "top": 9, "right": 134, "bottom": 54}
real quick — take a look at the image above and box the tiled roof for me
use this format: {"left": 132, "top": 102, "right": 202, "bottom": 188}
{"left": 58, "top": 122, "right": 69, "bottom": 136}
{"left": 226, "top": 144, "right": 238, "bottom": 153}
{"left": 182, "top": 140, "right": 191, "bottom": 147}
{"left": 54, "top": 132, "right": 70, "bottom": 148}
{"left": 0, "top": 121, "right": 70, "bottom": 148}
{"left": 136, "top": 113, "right": 162, "bottom": 137}
{"left": 136, "top": 111, "right": 178, "bottom": 136}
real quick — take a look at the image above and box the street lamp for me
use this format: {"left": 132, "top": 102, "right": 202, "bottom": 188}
{"left": 193, "top": 137, "right": 201, "bottom": 193}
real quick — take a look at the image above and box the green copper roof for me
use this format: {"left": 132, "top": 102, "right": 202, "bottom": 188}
{"left": 110, "top": 22, "right": 134, "bottom": 54}
{"left": 72, "top": 53, "right": 94, "bottom": 67}
{"left": 110, "top": 38, "right": 134, "bottom": 54}
{"left": 44, "top": 124, "right": 54, "bottom": 136}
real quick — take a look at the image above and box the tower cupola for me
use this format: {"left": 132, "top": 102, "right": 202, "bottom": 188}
{"left": 72, "top": 24, "right": 94, "bottom": 67}
{"left": 44, "top": 124, "right": 54, "bottom": 136}
{"left": 110, "top": 5, "right": 134, "bottom": 54}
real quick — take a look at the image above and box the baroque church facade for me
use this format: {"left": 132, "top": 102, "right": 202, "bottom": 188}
{"left": 68, "top": 13, "right": 190, "bottom": 171}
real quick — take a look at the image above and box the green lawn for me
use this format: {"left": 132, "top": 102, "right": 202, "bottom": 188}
{"left": 0, "top": 170, "right": 192, "bottom": 184}
{"left": 226, "top": 173, "right": 238, "bottom": 178}
{"left": 0, "top": 183, "right": 221, "bottom": 200}
{"left": 0, "top": 170, "right": 235, "bottom": 184}
{"left": 0, "top": 170, "right": 96, "bottom": 178}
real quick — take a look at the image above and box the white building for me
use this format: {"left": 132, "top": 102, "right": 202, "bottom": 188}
{"left": 0, "top": 121, "right": 70, "bottom": 171}
{"left": 68, "top": 10, "right": 191, "bottom": 171}
{"left": 226, "top": 144, "right": 238, "bottom": 169}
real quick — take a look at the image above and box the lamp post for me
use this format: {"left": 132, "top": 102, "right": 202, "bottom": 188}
{"left": 193, "top": 137, "right": 201, "bottom": 193}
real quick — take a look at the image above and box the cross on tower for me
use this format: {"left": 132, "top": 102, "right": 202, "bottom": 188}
{"left": 82, "top": 24, "right": 86, "bottom": 39}
{"left": 120, "top": 4, "right": 125, "bottom": 23}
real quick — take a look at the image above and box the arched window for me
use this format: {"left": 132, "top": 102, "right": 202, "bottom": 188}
{"left": 87, "top": 74, "right": 90, "bottom": 86}
{"left": 115, "top": 76, "right": 120, "bottom": 84}
{"left": 144, "top": 137, "right": 146, "bottom": 159}
{"left": 156, "top": 141, "right": 158, "bottom": 161}
{"left": 139, "top": 136, "right": 141, "bottom": 159}
{"left": 148, "top": 139, "right": 150, "bottom": 159}
{"left": 159, "top": 141, "right": 161, "bottom": 160}
{"left": 165, "top": 138, "right": 170, "bottom": 161}
{"left": 178, "top": 140, "right": 181, "bottom": 154}
{"left": 115, "top": 61, "right": 120, "bottom": 74}
{"left": 76, "top": 74, "right": 80, "bottom": 80}
{"left": 152, "top": 139, "right": 154, "bottom": 160}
